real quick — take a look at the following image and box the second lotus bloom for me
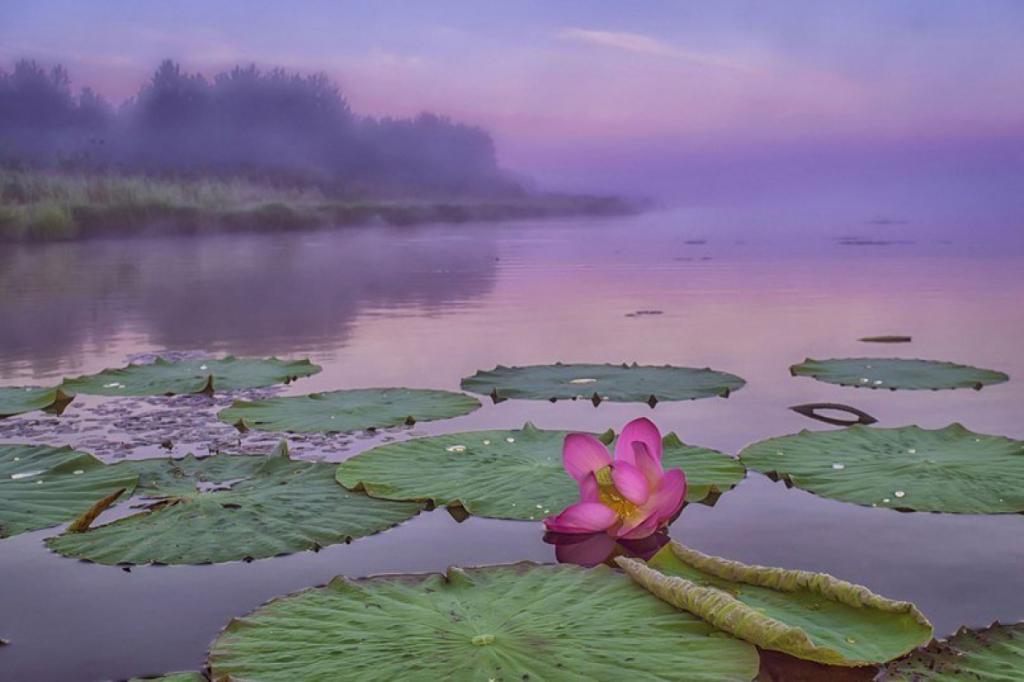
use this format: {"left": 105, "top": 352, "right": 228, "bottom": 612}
{"left": 543, "top": 417, "right": 686, "bottom": 540}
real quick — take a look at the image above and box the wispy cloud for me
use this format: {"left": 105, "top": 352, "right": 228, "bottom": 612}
{"left": 558, "top": 27, "right": 749, "bottom": 71}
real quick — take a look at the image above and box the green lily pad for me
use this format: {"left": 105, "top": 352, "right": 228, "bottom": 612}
{"left": 879, "top": 622, "right": 1024, "bottom": 681}
{"left": 0, "top": 444, "right": 139, "bottom": 538}
{"left": 739, "top": 424, "right": 1024, "bottom": 513}
{"left": 45, "top": 443, "right": 423, "bottom": 564}
{"left": 122, "top": 452, "right": 271, "bottom": 497}
{"left": 61, "top": 356, "right": 321, "bottom": 396}
{"left": 336, "top": 424, "right": 745, "bottom": 520}
{"left": 217, "top": 388, "right": 481, "bottom": 433}
{"left": 790, "top": 357, "right": 1008, "bottom": 391}
{"left": 461, "top": 362, "right": 745, "bottom": 404}
{"left": 0, "top": 386, "right": 75, "bottom": 418}
{"left": 618, "top": 541, "right": 933, "bottom": 666}
{"left": 208, "top": 563, "right": 760, "bottom": 681}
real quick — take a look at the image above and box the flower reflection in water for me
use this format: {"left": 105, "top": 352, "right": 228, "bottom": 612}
{"left": 543, "top": 530, "right": 671, "bottom": 568}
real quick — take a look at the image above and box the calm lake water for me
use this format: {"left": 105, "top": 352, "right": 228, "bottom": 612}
{"left": 1, "top": 208, "right": 1023, "bottom": 680}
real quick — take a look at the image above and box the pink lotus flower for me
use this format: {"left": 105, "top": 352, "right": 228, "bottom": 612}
{"left": 543, "top": 417, "right": 686, "bottom": 540}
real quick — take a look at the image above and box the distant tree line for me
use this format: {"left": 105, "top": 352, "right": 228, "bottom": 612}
{"left": 0, "top": 59, "right": 516, "bottom": 196}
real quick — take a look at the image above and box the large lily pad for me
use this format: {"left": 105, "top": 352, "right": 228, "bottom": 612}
{"left": 739, "top": 424, "right": 1024, "bottom": 513}
{"left": 618, "top": 542, "right": 932, "bottom": 666}
{"left": 208, "top": 563, "right": 760, "bottom": 681}
{"left": 790, "top": 357, "right": 1008, "bottom": 391}
{"left": 217, "top": 388, "right": 481, "bottom": 433}
{"left": 0, "top": 386, "right": 75, "bottom": 418}
{"left": 461, "top": 362, "right": 745, "bottom": 404}
{"left": 336, "top": 424, "right": 745, "bottom": 520}
{"left": 879, "top": 622, "right": 1024, "bottom": 680}
{"left": 46, "top": 443, "right": 423, "bottom": 564}
{"left": 0, "top": 444, "right": 139, "bottom": 538}
{"left": 61, "top": 356, "right": 321, "bottom": 396}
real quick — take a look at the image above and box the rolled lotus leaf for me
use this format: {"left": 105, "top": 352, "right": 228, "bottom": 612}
{"left": 878, "top": 621, "right": 1024, "bottom": 681}
{"left": 461, "top": 362, "right": 745, "bottom": 404}
{"left": 336, "top": 424, "right": 745, "bottom": 520}
{"left": 790, "top": 357, "right": 1008, "bottom": 391}
{"left": 618, "top": 541, "right": 932, "bottom": 666}
{"left": 61, "top": 356, "right": 321, "bottom": 396}
{"left": 739, "top": 424, "right": 1024, "bottom": 513}
{"left": 208, "top": 563, "right": 760, "bottom": 681}
{"left": 217, "top": 388, "right": 481, "bottom": 433}
{"left": 46, "top": 443, "right": 423, "bottom": 564}
{"left": 0, "top": 444, "right": 139, "bottom": 538}
{"left": 0, "top": 386, "right": 75, "bottom": 418}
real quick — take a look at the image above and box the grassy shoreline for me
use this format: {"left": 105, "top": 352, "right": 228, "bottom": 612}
{"left": 0, "top": 171, "right": 638, "bottom": 241}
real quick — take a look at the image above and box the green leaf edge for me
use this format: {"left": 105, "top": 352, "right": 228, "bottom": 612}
{"left": 128, "top": 673, "right": 206, "bottom": 682}
{"left": 60, "top": 355, "right": 321, "bottom": 397}
{"left": 877, "top": 621, "right": 1024, "bottom": 680}
{"left": 0, "top": 386, "right": 76, "bottom": 418}
{"left": 616, "top": 541, "right": 933, "bottom": 667}
{"left": 790, "top": 357, "right": 1009, "bottom": 391}
{"left": 461, "top": 361, "right": 747, "bottom": 403}
{"left": 738, "top": 422, "right": 1024, "bottom": 514}
{"left": 218, "top": 387, "right": 482, "bottom": 434}
{"left": 1, "top": 443, "right": 142, "bottom": 538}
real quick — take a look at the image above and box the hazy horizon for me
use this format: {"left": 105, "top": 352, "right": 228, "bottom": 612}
{"left": 2, "top": 1, "right": 1023, "bottom": 215}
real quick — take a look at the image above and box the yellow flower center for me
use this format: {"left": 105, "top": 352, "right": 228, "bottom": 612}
{"left": 594, "top": 466, "right": 639, "bottom": 519}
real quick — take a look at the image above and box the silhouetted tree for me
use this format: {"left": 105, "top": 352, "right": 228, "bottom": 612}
{"left": 0, "top": 59, "right": 510, "bottom": 194}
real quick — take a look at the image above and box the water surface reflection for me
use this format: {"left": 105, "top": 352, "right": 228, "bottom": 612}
{"left": 0, "top": 210, "right": 1022, "bottom": 680}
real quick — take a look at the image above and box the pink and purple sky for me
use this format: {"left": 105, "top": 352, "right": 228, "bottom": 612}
{"left": 2, "top": 0, "right": 1023, "bottom": 209}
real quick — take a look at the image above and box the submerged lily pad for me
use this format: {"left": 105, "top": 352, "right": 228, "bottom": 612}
{"left": 739, "top": 424, "right": 1024, "bottom": 513}
{"left": 208, "top": 563, "right": 760, "bottom": 681}
{"left": 618, "top": 542, "right": 932, "bottom": 666}
{"left": 0, "top": 444, "right": 138, "bottom": 538}
{"left": 461, "top": 362, "right": 745, "bottom": 404}
{"left": 46, "top": 443, "right": 423, "bottom": 564}
{"left": 0, "top": 386, "right": 75, "bottom": 418}
{"left": 336, "top": 424, "right": 745, "bottom": 520}
{"left": 61, "top": 356, "right": 321, "bottom": 396}
{"left": 879, "top": 622, "right": 1024, "bottom": 681}
{"left": 217, "top": 388, "right": 481, "bottom": 433}
{"left": 790, "top": 357, "right": 1008, "bottom": 391}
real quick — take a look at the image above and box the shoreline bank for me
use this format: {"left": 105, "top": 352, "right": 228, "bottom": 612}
{"left": 0, "top": 171, "right": 640, "bottom": 242}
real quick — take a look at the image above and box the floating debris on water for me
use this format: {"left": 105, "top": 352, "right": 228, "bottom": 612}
{"left": 859, "top": 335, "right": 913, "bottom": 343}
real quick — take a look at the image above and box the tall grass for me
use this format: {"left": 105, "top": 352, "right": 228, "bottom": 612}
{"left": 0, "top": 169, "right": 634, "bottom": 241}
{"left": 0, "top": 170, "right": 328, "bottom": 239}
